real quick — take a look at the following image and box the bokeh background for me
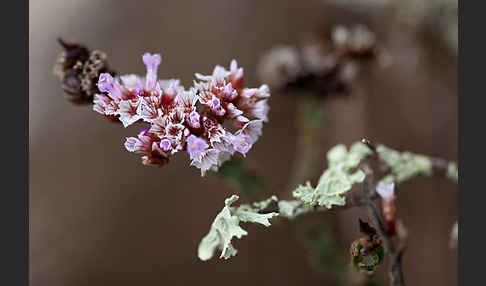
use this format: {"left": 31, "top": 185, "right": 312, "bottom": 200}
{"left": 30, "top": 0, "right": 457, "bottom": 285}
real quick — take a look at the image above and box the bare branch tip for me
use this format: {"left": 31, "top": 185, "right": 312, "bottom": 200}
{"left": 361, "top": 138, "right": 376, "bottom": 152}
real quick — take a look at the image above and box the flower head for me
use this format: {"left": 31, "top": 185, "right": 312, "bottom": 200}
{"left": 93, "top": 53, "right": 270, "bottom": 175}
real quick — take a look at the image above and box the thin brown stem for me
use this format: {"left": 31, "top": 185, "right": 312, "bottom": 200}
{"left": 362, "top": 165, "right": 405, "bottom": 286}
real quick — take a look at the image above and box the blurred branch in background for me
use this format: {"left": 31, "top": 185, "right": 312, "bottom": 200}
{"left": 257, "top": 25, "right": 390, "bottom": 97}
{"left": 324, "top": 0, "right": 458, "bottom": 53}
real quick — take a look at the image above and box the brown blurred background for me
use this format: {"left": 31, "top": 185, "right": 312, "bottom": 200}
{"left": 30, "top": 0, "right": 457, "bottom": 285}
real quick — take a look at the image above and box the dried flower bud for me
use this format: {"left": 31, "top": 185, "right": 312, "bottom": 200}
{"left": 54, "top": 38, "right": 116, "bottom": 104}
{"left": 350, "top": 219, "right": 385, "bottom": 274}
{"left": 257, "top": 45, "right": 303, "bottom": 89}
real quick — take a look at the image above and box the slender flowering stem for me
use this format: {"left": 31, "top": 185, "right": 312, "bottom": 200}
{"left": 286, "top": 96, "right": 325, "bottom": 194}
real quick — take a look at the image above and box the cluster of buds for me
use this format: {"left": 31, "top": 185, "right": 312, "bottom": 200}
{"left": 53, "top": 39, "right": 115, "bottom": 104}
{"left": 257, "top": 25, "right": 389, "bottom": 97}
{"left": 93, "top": 53, "right": 270, "bottom": 175}
{"left": 350, "top": 219, "right": 385, "bottom": 274}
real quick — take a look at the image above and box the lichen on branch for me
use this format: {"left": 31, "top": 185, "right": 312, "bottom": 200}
{"left": 198, "top": 195, "right": 278, "bottom": 261}
{"left": 293, "top": 142, "right": 372, "bottom": 208}
{"left": 199, "top": 140, "right": 458, "bottom": 262}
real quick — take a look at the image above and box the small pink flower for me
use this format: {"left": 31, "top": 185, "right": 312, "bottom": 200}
{"left": 137, "top": 96, "right": 160, "bottom": 123}
{"left": 125, "top": 130, "right": 153, "bottom": 153}
{"left": 376, "top": 182, "right": 395, "bottom": 201}
{"left": 257, "top": 84, "right": 270, "bottom": 98}
{"left": 249, "top": 99, "right": 269, "bottom": 122}
{"left": 376, "top": 181, "right": 397, "bottom": 236}
{"left": 120, "top": 74, "right": 144, "bottom": 92}
{"left": 210, "top": 97, "right": 221, "bottom": 110}
{"left": 142, "top": 53, "right": 162, "bottom": 91}
{"left": 93, "top": 94, "right": 112, "bottom": 115}
{"left": 118, "top": 100, "right": 141, "bottom": 127}
{"left": 160, "top": 139, "right": 172, "bottom": 151}
{"left": 190, "top": 149, "right": 220, "bottom": 176}
{"left": 186, "top": 135, "right": 209, "bottom": 160}
{"left": 226, "top": 103, "right": 243, "bottom": 119}
{"left": 97, "top": 73, "right": 124, "bottom": 100}
{"left": 189, "top": 110, "right": 201, "bottom": 129}
{"left": 232, "top": 134, "right": 253, "bottom": 156}
{"left": 222, "top": 82, "right": 237, "bottom": 100}
{"left": 229, "top": 59, "right": 244, "bottom": 88}
{"left": 97, "top": 73, "right": 114, "bottom": 93}
{"left": 236, "top": 120, "right": 263, "bottom": 142}
{"left": 241, "top": 88, "right": 258, "bottom": 98}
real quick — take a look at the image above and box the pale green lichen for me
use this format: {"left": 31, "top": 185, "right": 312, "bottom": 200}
{"left": 376, "top": 144, "right": 432, "bottom": 183}
{"left": 278, "top": 200, "right": 312, "bottom": 219}
{"left": 250, "top": 195, "right": 278, "bottom": 211}
{"left": 447, "top": 162, "right": 458, "bottom": 183}
{"left": 378, "top": 174, "right": 395, "bottom": 185}
{"left": 198, "top": 195, "right": 278, "bottom": 261}
{"left": 200, "top": 141, "right": 459, "bottom": 261}
{"left": 292, "top": 142, "right": 372, "bottom": 209}
{"left": 450, "top": 221, "right": 458, "bottom": 248}
{"left": 234, "top": 196, "right": 279, "bottom": 227}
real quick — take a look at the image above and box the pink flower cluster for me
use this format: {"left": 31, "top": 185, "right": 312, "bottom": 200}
{"left": 93, "top": 53, "right": 270, "bottom": 175}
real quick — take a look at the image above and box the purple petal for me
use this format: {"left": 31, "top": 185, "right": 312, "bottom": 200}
{"left": 189, "top": 111, "right": 201, "bottom": 128}
{"left": 142, "top": 53, "right": 162, "bottom": 91}
{"left": 97, "top": 73, "right": 123, "bottom": 100}
{"left": 232, "top": 134, "right": 253, "bottom": 156}
{"left": 186, "top": 135, "right": 209, "bottom": 160}
{"left": 160, "top": 139, "right": 172, "bottom": 151}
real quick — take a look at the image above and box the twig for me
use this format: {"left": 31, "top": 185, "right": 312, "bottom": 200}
{"left": 362, "top": 165, "right": 405, "bottom": 286}
{"left": 283, "top": 140, "right": 455, "bottom": 218}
